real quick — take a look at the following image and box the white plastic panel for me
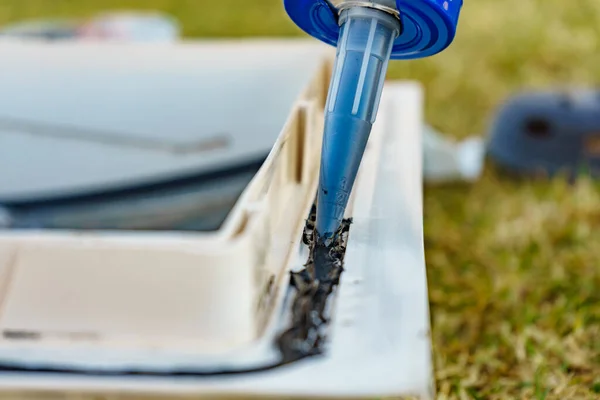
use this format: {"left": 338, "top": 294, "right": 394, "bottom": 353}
{"left": 0, "top": 39, "right": 329, "bottom": 201}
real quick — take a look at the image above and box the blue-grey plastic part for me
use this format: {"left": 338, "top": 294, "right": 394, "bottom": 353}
{"left": 283, "top": 0, "right": 463, "bottom": 59}
{"left": 487, "top": 89, "right": 600, "bottom": 177}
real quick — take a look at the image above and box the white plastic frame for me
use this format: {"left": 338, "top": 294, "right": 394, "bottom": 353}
{"left": 0, "top": 43, "right": 433, "bottom": 399}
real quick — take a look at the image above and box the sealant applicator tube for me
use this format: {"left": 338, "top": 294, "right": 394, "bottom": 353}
{"left": 316, "top": 6, "right": 400, "bottom": 241}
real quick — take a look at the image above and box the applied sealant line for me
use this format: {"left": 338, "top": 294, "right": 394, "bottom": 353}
{"left": 278, "top": 204, "right": 351, "bottom": 360}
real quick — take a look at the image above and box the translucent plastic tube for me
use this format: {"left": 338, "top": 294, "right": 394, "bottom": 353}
{"left": 316, "top": 6, "right": 400, "bottom": 241}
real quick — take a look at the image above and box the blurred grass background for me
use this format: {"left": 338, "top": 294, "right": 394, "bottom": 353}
{"left": 0, "top": 0, "right": 599, "bottom": 399}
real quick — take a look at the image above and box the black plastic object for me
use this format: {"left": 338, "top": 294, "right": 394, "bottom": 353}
{"left": 487, "top": 89, "right": 600, "bottom": 177}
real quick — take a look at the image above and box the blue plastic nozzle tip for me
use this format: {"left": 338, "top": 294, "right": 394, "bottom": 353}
{"left": 283, "top": 0, "right": 463, "bottom": 246}
{"left": 316, "top": 7, "right": 400, "bottom": 241}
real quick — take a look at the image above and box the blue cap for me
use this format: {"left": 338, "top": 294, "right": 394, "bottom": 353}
{"left": 284, "top": 0, "right": 462, "bottom": 59}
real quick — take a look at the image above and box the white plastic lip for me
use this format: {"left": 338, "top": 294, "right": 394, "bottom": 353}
{"left": 0, "top": 82, "right": 433, "bottom": 399}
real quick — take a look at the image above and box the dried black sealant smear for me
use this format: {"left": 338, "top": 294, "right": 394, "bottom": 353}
{"left": 0, "top": 204, "right": 352, "bottom": 377}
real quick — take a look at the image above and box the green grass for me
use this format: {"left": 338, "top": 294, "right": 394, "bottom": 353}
{"left": 1, "top": 0, "right": 599, "bottom": 399}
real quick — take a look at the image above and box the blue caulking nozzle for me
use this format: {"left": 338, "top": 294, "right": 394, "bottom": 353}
{"left": 284, "top": 0, "right": 463, "bottom": 242}
{"left": 317, "top": 6, "right": 400, "bottom": 241}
